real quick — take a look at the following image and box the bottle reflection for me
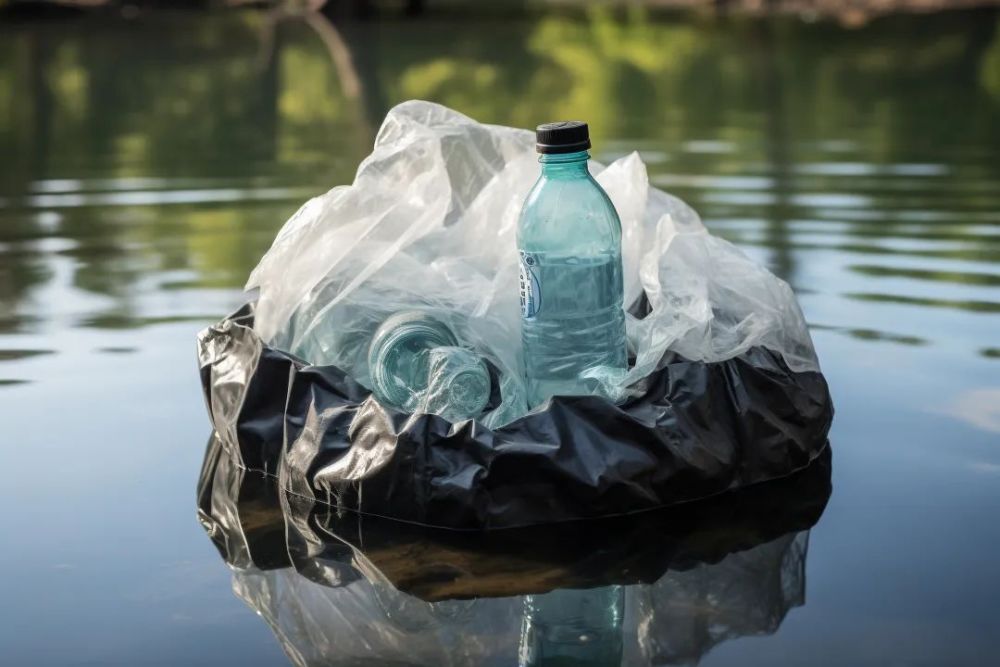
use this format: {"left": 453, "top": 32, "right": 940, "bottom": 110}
{"left": 520, "top": 586, "right": 625, "bottom": 667}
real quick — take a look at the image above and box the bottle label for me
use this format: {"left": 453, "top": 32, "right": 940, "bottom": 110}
{"left": 518, "top": 251, "right": 541, "bottom": 319}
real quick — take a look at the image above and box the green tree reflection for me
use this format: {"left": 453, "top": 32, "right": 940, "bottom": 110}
{"left": 0, "top": 7, "right": 997, "bottom": 333}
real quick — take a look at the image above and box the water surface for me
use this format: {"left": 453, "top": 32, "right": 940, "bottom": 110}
{"left": 1, "top": 6, "right": 999, "bottom": 665}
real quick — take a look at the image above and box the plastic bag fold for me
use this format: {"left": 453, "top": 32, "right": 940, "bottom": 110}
{"left": 246, "top": 101, "right": 819, "bottom": 428}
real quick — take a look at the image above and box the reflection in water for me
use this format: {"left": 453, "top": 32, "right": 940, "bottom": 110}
{"left": 520, "top": 586, "right": 625, "bottom": 666}
{"left": 808, "top": 323, "right": 927, "bottom": 346}
{"left": 848, "top": 264, "right": 1000, "bottom": 287}
{"left": 198, "top": 434, "right": 831, "bottom": 665}
{"left": 844, "top": 291, "right": 1000, "bottom": 314}
{"left": 0, "top": 348, "right": 54, "bottom": 361}
{"left": 940, "top": 387, "right": 1000, "bottom": 434}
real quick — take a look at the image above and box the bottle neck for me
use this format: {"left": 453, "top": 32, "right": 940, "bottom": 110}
{"left": 539, "top": 150, "right": 590, "bottom": 178}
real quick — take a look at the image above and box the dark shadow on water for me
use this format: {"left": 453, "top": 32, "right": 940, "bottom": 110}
{"left": 76, "top": 312, "right": 222, "bottom": 329}
{"left": 845, "top": 292, "right": 1000, "bottom": 314}
{"left": 0, "top": 349, "right": 55, "bottom": 361}
{"left": 848, "top": 264, "right": 1000, "bottom": 288}
{"left": 809, "top": 323, "right": 928, "bottom": 346}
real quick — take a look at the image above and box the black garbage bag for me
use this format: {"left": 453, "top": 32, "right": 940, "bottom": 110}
{"left": 198, "top": 304, "right": 831, "bottom": 530}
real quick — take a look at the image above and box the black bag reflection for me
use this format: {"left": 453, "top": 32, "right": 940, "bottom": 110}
{"left": 198, "top": 434, "right": 831, "bottom": 666}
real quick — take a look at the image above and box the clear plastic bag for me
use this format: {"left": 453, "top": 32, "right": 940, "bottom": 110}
{"left": 247, "top": 101, "right": 818, "bottom": 428}
{"left": 231, "top": 531, "right": 807, "bottom": 667}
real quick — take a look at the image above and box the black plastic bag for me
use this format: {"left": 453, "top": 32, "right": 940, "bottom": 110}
{"left": 198, "top": 303, "right": 832, "bottom": 530}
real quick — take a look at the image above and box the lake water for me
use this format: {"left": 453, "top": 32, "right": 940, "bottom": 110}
{"left": 1, "top": 6, "right": 999, "bottom": 666}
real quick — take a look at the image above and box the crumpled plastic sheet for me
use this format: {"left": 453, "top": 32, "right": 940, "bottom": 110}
{"left": 198, "top": 434, "right": 830, "bottom": 666}
{"left": 199, "top": 305, "right": 831, "bottom": 529}
{"left": 245, "top": 100, "right": 819, "bottom": 428}
{"left": 198, "top": 100, "right": 833, "bottom": 529}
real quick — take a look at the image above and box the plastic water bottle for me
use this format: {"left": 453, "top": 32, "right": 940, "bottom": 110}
{"left": 367, "top": 311, "right": 491, "bottom": 421}
{"left": 519, "top": 586, "right": 625, "bottom": 666}
{"left": 518, "top": 121, "right": 627, "bottom": 407}
{"left": 423, "top": 346, "right": 492, "bottom": 421}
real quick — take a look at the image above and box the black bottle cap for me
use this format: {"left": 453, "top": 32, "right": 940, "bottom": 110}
{"left": 535, "top": 121, "right": 591, "bottom": 154}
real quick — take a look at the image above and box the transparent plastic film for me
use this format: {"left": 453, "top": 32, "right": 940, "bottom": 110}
{"left": 246, "top": 101, "right": 819, "bottom": 428}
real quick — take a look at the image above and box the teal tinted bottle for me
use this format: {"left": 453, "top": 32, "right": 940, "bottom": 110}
{"left": 517, "top": 121, "right": 627, "bottom": 407}
{"left": 518, "top": 586, "right": 625, "bottom": 666}
{"left": 367, "top": 311, "right": 491, "bottom": 422}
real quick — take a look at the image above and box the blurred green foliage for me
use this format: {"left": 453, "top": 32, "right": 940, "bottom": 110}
{"left": 0, "top": 7, "right": 997, "bottom": 328}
